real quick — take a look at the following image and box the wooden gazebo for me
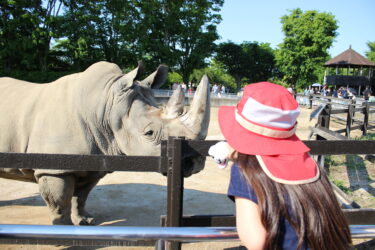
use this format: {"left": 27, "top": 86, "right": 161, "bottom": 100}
{"left": 324, "top": 46, "right": 375, "bottom": 95}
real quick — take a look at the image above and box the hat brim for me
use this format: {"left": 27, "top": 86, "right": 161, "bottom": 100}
{"left": 256, "top": 154, "right": 320, "bottom": 185}
{"left": 218, "top": 106, "right": 310, "bottom": 156}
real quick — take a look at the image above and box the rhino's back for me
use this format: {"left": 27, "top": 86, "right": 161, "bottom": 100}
{"left": 0, "top": 75, "right": 86, "bottom": 153}
{"left": 0, "top": 62, "right": 121, "bottom": 180}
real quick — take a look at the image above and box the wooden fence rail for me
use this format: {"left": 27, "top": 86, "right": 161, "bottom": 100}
{"left": 298, "top": 94, "right": 375, "bottom": 138}
{"left": 1, "top": 139, "right": 375, "bottom": 250}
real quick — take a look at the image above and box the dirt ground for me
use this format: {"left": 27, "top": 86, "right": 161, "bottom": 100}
{"left": 0, "top": 107, "right": 373, "bottom": 250}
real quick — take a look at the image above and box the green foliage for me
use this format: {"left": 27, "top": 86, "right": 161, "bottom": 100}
{"left": 190, "top": 60, "right": 236, "bottom": 91}
{"left": 0, "top": 0, "right": 224, "bottom": 81}
{"left": 365, "top": 41, "right": 375, "bottom": 62}
{"left": 275, "top": 8, "right": 338, "bottom": 89}
{"left": 0, "top": 0, "right": 63, "bottom": 71}
{"left": 0, "top": 70, "right": 76, "bottom": 83}
{"left": 136, "top": 0, "right": 224, "bottom": 83}
{"left": 215, "top": 41, "right": 276, "bottom": 90}
{"left": 167, "top": 72, "right": 183, "bottom": 87}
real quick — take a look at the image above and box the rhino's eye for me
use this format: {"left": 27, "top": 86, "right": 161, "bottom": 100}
{"left": 145, "top": 130, "right": 154, "bottom": 137}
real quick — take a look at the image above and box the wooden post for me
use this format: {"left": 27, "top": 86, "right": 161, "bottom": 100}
{"left": 166, "top": 137, "right": 184, "bottom": 250}
{"left": 351, "top": 99, "right": 356, "bottom": 125}
{"left": 363, "top": 102, "right": 369, "bottom": 135}
{"left": 316, "top": 104, "right": 331, "bottom": 166}
{"left": 346, "top": 104, "right": 354, "bottom": 137}
{"left": 317, "top": 103, "right": 332, "bottom": 131}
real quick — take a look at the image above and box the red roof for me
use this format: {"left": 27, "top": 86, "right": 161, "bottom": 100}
{"left": 324, "top": 46, "right": 375, "bottom": 67}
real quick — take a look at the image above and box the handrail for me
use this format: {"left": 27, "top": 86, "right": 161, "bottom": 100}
{"left": 0, "top": 225, "right": 237, "bottom": 242}
{"left": 0, "top": 224, "right": 374, "bottom": 241}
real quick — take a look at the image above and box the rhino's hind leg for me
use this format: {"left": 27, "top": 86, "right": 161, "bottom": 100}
{"left": 71, "top": 177, "right": 101, "bottom": 225}
{"left": 38, "top": 175, "right": 75, "bottom": 225}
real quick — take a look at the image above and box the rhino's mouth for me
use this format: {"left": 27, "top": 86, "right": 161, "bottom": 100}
{"left": 182, "top": 156, "right": 205, "bottom": 177}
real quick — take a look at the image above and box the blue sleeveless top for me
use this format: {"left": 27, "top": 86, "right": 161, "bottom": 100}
{"left": 227, "top": 164, "right": 309, "bottom": 249}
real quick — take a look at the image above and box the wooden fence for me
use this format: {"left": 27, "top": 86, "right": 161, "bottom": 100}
{"left": 1, "top": 138, "right": 375, "bottom": 250}
{"left": 296, "top": 94, "right": 375, "bottom": 137}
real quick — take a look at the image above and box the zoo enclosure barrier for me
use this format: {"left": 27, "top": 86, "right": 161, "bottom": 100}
{"left": 1, "top": 138, "right": 375, "bottom": 250}
{"left": 296, "top": 94, "right": 375, "bottom": 138}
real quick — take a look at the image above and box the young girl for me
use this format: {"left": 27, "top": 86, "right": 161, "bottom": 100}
{"left": 209, "top": 82, "right": 351, "bottom": 250}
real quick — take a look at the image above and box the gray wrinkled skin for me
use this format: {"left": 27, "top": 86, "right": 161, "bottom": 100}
{"left": 0, "top": 61, "right": 210, "bottom": 225}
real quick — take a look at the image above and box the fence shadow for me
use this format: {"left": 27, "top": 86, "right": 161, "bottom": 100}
{"left": 0, "top": 193, "right": 44, "bottom": 206}
{"left": 0, "top": 183, "right": 234, "bottom": 227}
{"left": 345, "top": 155, "right": 375, "bottom": 197}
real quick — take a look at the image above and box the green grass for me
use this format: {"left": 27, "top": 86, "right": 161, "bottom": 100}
{"left": 331, "top": 179, "right": 352, "bottom": 194}
{"left": 324, "top": 155, "right": 342, "bottom": 167}
{"left": 356, "top": 133, "right": 375, "bottom": 140}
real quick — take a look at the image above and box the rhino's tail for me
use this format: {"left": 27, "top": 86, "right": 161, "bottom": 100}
{"left": 0, "top": 168, "right": 37, "bottom": 183}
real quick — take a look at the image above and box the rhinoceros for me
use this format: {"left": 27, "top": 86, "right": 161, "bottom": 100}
{"left": 0, "top": 61, "right": 210, "bottom": 225}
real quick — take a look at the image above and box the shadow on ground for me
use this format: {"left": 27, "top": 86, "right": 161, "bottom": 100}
{"left": 346, "top": 155, "right": 375, "bottom": 196}
{"left": 0, "top": 183, "right": 234, "bottom": 227}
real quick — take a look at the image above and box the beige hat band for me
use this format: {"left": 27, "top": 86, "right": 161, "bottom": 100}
{"left": 235, "top": 109, "right": 296, "bottom": 139}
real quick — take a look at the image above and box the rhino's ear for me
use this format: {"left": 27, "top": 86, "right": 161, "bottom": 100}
{"left": 116, "top": 61, "right": 144, "bottom": 91}
{"left": 140, "top": 64, "right": 168, "bottom": 89}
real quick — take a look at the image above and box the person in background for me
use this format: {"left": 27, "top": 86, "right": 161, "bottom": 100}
{"left": 181, "top": 82, "right": 187, "bottom": 92}
{"left": 369, "top": 92, "right": 375, "bottom": 102}
{"left": 363, "top": 86, "right": 372, "bottom": 101}
{"left": 221, "top": 84, "right": 226, "bottom": 95}
{"left": 332, "top": 87, "right": 338, "bottom": 98}
{"left": 209, "top": 82, "right": 351, "bottom": 250}
{"left": 212, "top": 83, "right": 219, "bottom": 95}
{"left": 326, "top": 87, "right": 333, "bottom": 96}
{"left": 347, "top": 89, "right": 356, "bottom": 100}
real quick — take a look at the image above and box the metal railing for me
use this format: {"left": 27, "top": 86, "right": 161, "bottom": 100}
{"left": 0, "top": 224, "right": 374, "bottom": 243}
{"left": 152, "top": 89, "right": 240, "bottom": 99}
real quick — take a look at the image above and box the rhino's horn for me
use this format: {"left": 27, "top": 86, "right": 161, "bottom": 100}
{"left": 180, "top": 75, "right": 210, "bottom": 139}
{"left": 163, "top": 85, "right": 185, "bottom": 119}
{"left": 140, "top": 65, "right": 168, "bottom": 89}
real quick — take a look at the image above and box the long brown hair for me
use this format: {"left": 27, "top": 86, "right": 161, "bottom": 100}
{"left": 234, "top": 153, "right": 352, "bottom": 250}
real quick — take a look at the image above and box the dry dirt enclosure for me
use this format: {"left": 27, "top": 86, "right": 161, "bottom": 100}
{"left": 0, "top": 107, "right": 374, "bottom": 250}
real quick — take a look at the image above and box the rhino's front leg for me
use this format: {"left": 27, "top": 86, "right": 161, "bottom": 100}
{"left": 71, "top": 177, "right": 101, "bottom": 225}
{"left": 38, "top": 175, "right": 75, "bottom": 225}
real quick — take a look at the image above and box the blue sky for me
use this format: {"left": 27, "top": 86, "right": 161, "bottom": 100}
{"left": 216, "top": 0, "right": 375, "bottom": 57}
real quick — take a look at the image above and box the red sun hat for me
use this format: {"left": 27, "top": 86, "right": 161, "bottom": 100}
{"left": 218, "top": 82, "right": 319, "bottom": 184}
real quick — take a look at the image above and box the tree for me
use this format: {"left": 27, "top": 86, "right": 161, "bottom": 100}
{"left": 275, "top": 8, "right": 338, "bottom": 89}
{"left": 1, "top": 0, "right": 224, "bottom": 82}
{"left": 0, "top": 0, "right": 63, "bottom": 71}
{"left": 190, "top": 59, "right": 236, "bottom": 91}
{"left": 0, "top": 0, "right": 41, "bottom": 71}
{"left": 215, "top": 41, "right": 275, "bottom": 90}
{"left": 52, "top": 0, "right": 139, "bottom": 71}
{"left": 366, "top": 41, "right": 375, "bottom": 63}
{"left": 136, "top": 0, "right": 223, "bottom": 83}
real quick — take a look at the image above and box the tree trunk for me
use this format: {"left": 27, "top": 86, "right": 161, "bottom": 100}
{"left": 235, "top": 75, "right": 242, "bottom": 91}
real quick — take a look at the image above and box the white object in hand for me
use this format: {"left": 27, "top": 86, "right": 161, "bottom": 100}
{"left": 208, "top": 141, "right": 230, "bottom": 169}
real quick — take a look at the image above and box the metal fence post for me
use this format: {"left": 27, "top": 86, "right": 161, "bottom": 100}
{"left": 165, "top": 137, "right": 184, "bottom": 250}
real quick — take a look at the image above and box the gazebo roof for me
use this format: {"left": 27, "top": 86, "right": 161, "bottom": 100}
{"left": 324, "top": 46, "right": 375, "bottom": 67}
